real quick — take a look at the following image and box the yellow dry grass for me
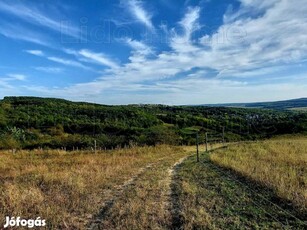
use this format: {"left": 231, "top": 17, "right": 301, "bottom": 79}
{"left": 0, "top": 145, "right": 187, "bottom": 229}
{"left": 210, "top": 136, "right": 307, "bottom": 212}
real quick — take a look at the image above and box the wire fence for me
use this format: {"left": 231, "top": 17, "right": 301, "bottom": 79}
{"left": 195, "top": 128, "right": 226, "bottom": 162}
{"left": 206, "top": 160, "right": 307, "bottom": 228}
{"left": 198, "top": 143, "right": 307, "bottom": 228}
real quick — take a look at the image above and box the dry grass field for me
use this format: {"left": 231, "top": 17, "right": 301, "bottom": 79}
{"left": 171, "top": 138, "right": 307, "bottom": 229}
{"left": 1, "top": 139, "right": 306, "bottom": 229}
{"left": 210, "top": 137, "right": 307, "bottom": 212}
{"left": 0, "top": 145, "right": 189, "bottom": 229}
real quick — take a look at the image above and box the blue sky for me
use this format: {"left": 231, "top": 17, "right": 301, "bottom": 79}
{"left": 0, "top": 0, "right": 306, "bottom": 104}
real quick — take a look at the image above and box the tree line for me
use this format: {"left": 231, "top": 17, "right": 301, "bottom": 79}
{"left": 0, "top": 96, "right": 306, "bottom": 150}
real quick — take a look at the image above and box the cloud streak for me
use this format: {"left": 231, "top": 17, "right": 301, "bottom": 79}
{"left": 25, "top": 50, "right": 44, "bottom": 57}
{"left": 24, "top": 49, "right": 95, "bottom": 71}
{"left": 34, "top": 67, "right": 64, "bottom": 73}
{"left": 0, "top": 23, "right": 52, "bottom": 46}
{"left": 7, "top": 74, "right": 27, "bottom": 81}
{"left": 0, "top": 74, "right": 27, "bottom": 89}
{"left": 126, "top": 0, "right": 155, "bottom": 30}
{"left": 0, "top": 1, "right": 80, "bottom": 38}
{"left": 47, "top": 57, "right": 91, "bottom": 70}
{"left": 78, "top": 50, "right": 119, "bottom": 69}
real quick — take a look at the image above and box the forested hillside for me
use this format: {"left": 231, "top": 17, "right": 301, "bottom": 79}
{"left": 0, "top": 96, "right": 306, "bottom": 150}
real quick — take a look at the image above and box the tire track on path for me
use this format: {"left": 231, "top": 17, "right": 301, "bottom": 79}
{"left": 167, "top": 155, "right": 192, "bottom": 230}
{"left": 87, "top": 156, "right": 171, "bottom": 229}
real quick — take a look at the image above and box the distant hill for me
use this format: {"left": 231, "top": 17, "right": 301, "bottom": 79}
{"left": 201, "top": 98, "right": 307, "bottom": 110}
{"left": 0, "top": 96, "right": 306, "bottom": 150}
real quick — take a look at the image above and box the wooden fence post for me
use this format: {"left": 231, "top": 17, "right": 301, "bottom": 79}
{"left": 222, "top": 126, "right": 225, "bottom": 146}
{"left": 196, "top": 133, "right": 199, "bottom": 162}
{"left": 205, "top": 132, "right": 208, "bottom": 152}
{"left": 94, "top": 140, "right": 97, "bottom": 154}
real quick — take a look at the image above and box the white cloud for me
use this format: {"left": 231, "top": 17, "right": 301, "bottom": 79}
{"left": 171, "top": 7, "right": 201, "bottom": 53}
{"left": 23, "top": 48, "right": 94, "bottom": 71}
{"left": 124, "top": 38, "right": 153, "bottom": 57}
{"left": 7, "top": 74, "right": 27, "bottom": 81}
{"left": 0, "top": 24, "right": 52, "bottom": 46}
{"left": 34, "top": 67, "right": 64, "bottom": 73}
{"left": 47, "top": 57, "right": 91, "bottom": 70}
{"left": 0, "top": 1, "right": 80, "bottom": 38}
{"left": 126, "top": 0, "right": 154, "bottom": 30}
{"left": 179, "top": 6, "right": 201, "bottom": 39}
{"left": 78, "top": 50, "right": 119, "bottom": 69}
{"left": 0, "top": 74, "right": 27, "bottom": 89}
{"left": 25, "top": 50, "right": 44, "bottom": 57}
{"left": 62, "top": 48, "right": 119, "bottom": 69}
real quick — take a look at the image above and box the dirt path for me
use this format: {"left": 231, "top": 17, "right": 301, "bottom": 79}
{"left": 87, "top": 162, "right": 155, "bottom": 229}
{"left": 167, "top": 155, "right": 192, "bottom": 229}
{"left": 86, "top": 155, "right": 174, "bottom": 229}
{"left": 86, "top": 150, "right": 191, "bottom": 229}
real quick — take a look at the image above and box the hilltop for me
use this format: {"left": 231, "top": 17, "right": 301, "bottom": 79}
{"left": 201, "top": 98, "right": 307, "bottom": 110}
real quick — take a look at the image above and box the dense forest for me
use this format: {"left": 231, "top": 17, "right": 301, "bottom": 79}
{"left": 0, "top": 96, "right": 306, "bottom": 150}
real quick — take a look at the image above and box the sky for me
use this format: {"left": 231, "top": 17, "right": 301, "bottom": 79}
{"left": 0, "top": 0, "right": 306, "bottom": 105}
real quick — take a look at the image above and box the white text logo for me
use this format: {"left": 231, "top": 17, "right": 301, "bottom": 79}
{"left": 3, "top": 216, "right": 46, "bottom": 228}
